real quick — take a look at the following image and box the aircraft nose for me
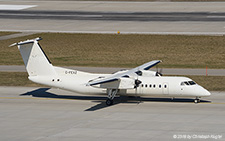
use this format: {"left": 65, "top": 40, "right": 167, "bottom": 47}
{"left": 205, "top": 89, "right": 211, "bottom": 96}
{"left": 202, "top": 88, "right": 211, "bottom": 97}
{"left": 195, "top": 86, "right": 211, "bottom": 97}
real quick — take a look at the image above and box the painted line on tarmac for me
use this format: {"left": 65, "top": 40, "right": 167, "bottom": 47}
{"left": 1, "top": 29, "right": 225, "bottom": 36}
{"left": 0, "top": 96, "right": 74, "bottom": 101}
{"left": 207, "top": 102, "right": 225, "bottom": 105}
{"left": 1, "top": 96, "right": 225, "bottom": 105}
{"left": 0, "top": 5, "right": 37, "bottom": 10}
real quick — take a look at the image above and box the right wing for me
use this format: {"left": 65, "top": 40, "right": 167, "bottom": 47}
{"left": 88, "top": 60, "right": 161, "bottom": 89}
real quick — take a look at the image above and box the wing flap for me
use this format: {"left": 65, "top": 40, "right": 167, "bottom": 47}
{"left": 89, "top": 78, "right": 118, "bottom": 86}
{"left": 89, "top": 77, "right": 135, "bottom": 89}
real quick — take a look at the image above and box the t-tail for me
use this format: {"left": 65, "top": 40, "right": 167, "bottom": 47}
{"left": 9, "top": 37, "right": 61, "bottom": 87}
{"left": 10, "top": 37, "right": 56, "bottom": 77}
{"left": 9, "top": 37, "right": 92, "bottom": 91}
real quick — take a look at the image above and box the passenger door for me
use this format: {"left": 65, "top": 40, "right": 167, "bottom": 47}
{"left": 137, "top": 84, "right": 144, "bottom": 94}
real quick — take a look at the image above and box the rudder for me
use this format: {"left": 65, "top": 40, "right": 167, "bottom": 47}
{"left": 10, "top": 37, "right": 56, "bottom": 76}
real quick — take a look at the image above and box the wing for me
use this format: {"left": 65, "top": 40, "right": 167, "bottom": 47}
{"left": 124, "top": 60, "right": 162, "bottom": 76}
{"left": 88, "top": 60, "right": 161, "bottom": 88}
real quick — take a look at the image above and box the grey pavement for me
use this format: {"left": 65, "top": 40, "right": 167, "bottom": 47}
{"left": 1, "top": 2, "right": 225, "bottom": 141}
{"left": 0, "top": 86, "right": 224, "bottom": 141}
{"left": 0, "top": 1, "right": 225, "bottom": 34}
{"left": 2, "top": 1, "right": 225, "bottom": 13}
{"left": 1, "top": 10, "right": 225, "bottom": 22}
{"left": 0, "top": 32, "right": 35, "bottom": 40}
{"left": 0, "top": 65, "right": 224, "bottom": 76}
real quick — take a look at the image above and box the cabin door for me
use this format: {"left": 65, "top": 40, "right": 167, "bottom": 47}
{"left": 137, "top": 84, "right": 144, "bottom": 94}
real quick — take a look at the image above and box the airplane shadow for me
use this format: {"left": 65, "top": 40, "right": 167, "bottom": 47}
{"left": 20, "top": 88, "right": 211, "bottom": 111}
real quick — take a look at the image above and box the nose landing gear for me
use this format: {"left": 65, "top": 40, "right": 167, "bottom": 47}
{"left": 194, "top": 97, "right": 200, "bottom": 104}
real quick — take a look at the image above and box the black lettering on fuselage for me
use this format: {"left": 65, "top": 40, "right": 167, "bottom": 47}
{"left": 65, "top": 70, "right": 77, "bottom": 74}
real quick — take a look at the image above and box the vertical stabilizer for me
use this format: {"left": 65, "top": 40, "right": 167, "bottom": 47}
{"left": 10, "top": 37, "right": 56, "bottom": 76}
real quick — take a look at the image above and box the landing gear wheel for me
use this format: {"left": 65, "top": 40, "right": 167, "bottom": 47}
{"left": 106, "top": 99, "right": 113, "bottom": 106}
{"left": 194, "top": 99, "right": 200, "bottom": 104}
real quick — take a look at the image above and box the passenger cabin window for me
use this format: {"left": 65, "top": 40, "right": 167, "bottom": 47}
{"left": 164, "top": 85, "right": 167, "bottom": 88}
{"left": 149, "top": 84, "right": 152, "bottom": 88}
{"left": 145, "top": 84, "right": 147, "bottom": 87}
{"left": 159, "top": 85, "right": 161, "bottom": 88}
{"left": 153, "top": 84, "right": 156, "bottom": 88}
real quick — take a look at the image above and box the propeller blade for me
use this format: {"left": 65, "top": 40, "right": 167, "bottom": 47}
{"left": 159, "top": 68, "right": 163, "bottom": 76}
{"left": 155, "top": 65, "right": 163, "bottom": 76}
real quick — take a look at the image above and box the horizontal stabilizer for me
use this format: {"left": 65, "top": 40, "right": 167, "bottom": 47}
{"left": 9, "top": 37, "right": 42, "bottom": 47}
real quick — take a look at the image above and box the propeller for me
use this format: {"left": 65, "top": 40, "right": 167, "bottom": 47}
{"left": 134, "top": 69, "right": 142, "bottom": 104}
{"left": 134, "top": 69, "right": 142, "bottom": 89}
{"left": 135, "top": 79, "right": 142, "bottom": 88}
{"left": 133, "top": 68, "right": 142, "bottom": 104}
{"left": 156, "top": 66, "right": 163, "bottom": 76}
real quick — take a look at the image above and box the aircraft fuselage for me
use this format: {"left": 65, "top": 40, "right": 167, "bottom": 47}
{"left": 29, "top": 71, "right": 210, "bottom": 98}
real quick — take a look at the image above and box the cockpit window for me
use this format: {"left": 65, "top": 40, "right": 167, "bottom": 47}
{"left": 181, "top": 81, "right": 197, "bottom": 86}
{"left": 184, "top": 82, "right": 190, "bottom": 85}
{"left": 188, "top": 81, "right": 196, "bottom": 85}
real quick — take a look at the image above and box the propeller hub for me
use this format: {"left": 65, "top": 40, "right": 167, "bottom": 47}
{"left": 135, "top": 79, "right": 142, "bottom": 88}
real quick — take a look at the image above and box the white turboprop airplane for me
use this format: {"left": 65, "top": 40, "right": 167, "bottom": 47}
{"left": 10, "top": 37, "right": 211, "bottom": 105}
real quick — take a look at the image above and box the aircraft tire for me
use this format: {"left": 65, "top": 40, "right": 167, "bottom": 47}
{"left": 194, "top": 99, "right": 200, "bottom": 104}
{"left": 106, "top": 99, "right": 113, "bottom": 106}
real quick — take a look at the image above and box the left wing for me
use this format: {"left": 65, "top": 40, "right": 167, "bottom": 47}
{"left": 88, "top": 60, "right": 161, "bottom": 89}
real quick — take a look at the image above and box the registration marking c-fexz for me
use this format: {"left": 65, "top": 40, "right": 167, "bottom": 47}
{"left": 65, "top": 70, "right": 77, "bottom": 74}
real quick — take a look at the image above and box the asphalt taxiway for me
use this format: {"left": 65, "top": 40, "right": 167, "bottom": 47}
{"left": 0, "top": 1, "right": 225, "bottom": 140}
{"left": 1, "top": 1, "right": 225, "bottom": 34}
{"left": 0, "top": 86, "right": 224, "bottom": 141}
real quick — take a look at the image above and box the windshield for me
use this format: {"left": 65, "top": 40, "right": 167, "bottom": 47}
{"left": 188, "top": 81, "right": 196, "bottom": 85}
{"left": 181, "top": 81, "right": 196, "bottom": 86}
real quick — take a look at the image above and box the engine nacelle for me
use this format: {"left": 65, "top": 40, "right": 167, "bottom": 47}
{"left": 92, "top": 77, "right": 135, "bottom": 89}
{"left": 140, "top": 70, "right": 157, "bottom": 77}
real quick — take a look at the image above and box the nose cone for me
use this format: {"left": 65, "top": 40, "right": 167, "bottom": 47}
{"left": 198, "top": 86, "right": 211, "bottom": 97}
{"left": 204, "top": 89, "right": 211, "bottom": 97}
{"left": 194, "top": 86, "right": 211, "bottom": 97}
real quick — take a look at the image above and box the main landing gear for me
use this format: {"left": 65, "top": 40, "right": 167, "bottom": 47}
{"left": 194, "top": 97, "right": 200, "bottom": 104}
{"left": 106, "top": 89, "right": 118, "bottom": 106}
{"left": 106, "top": 99, "right": 113, "bottom": 106}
